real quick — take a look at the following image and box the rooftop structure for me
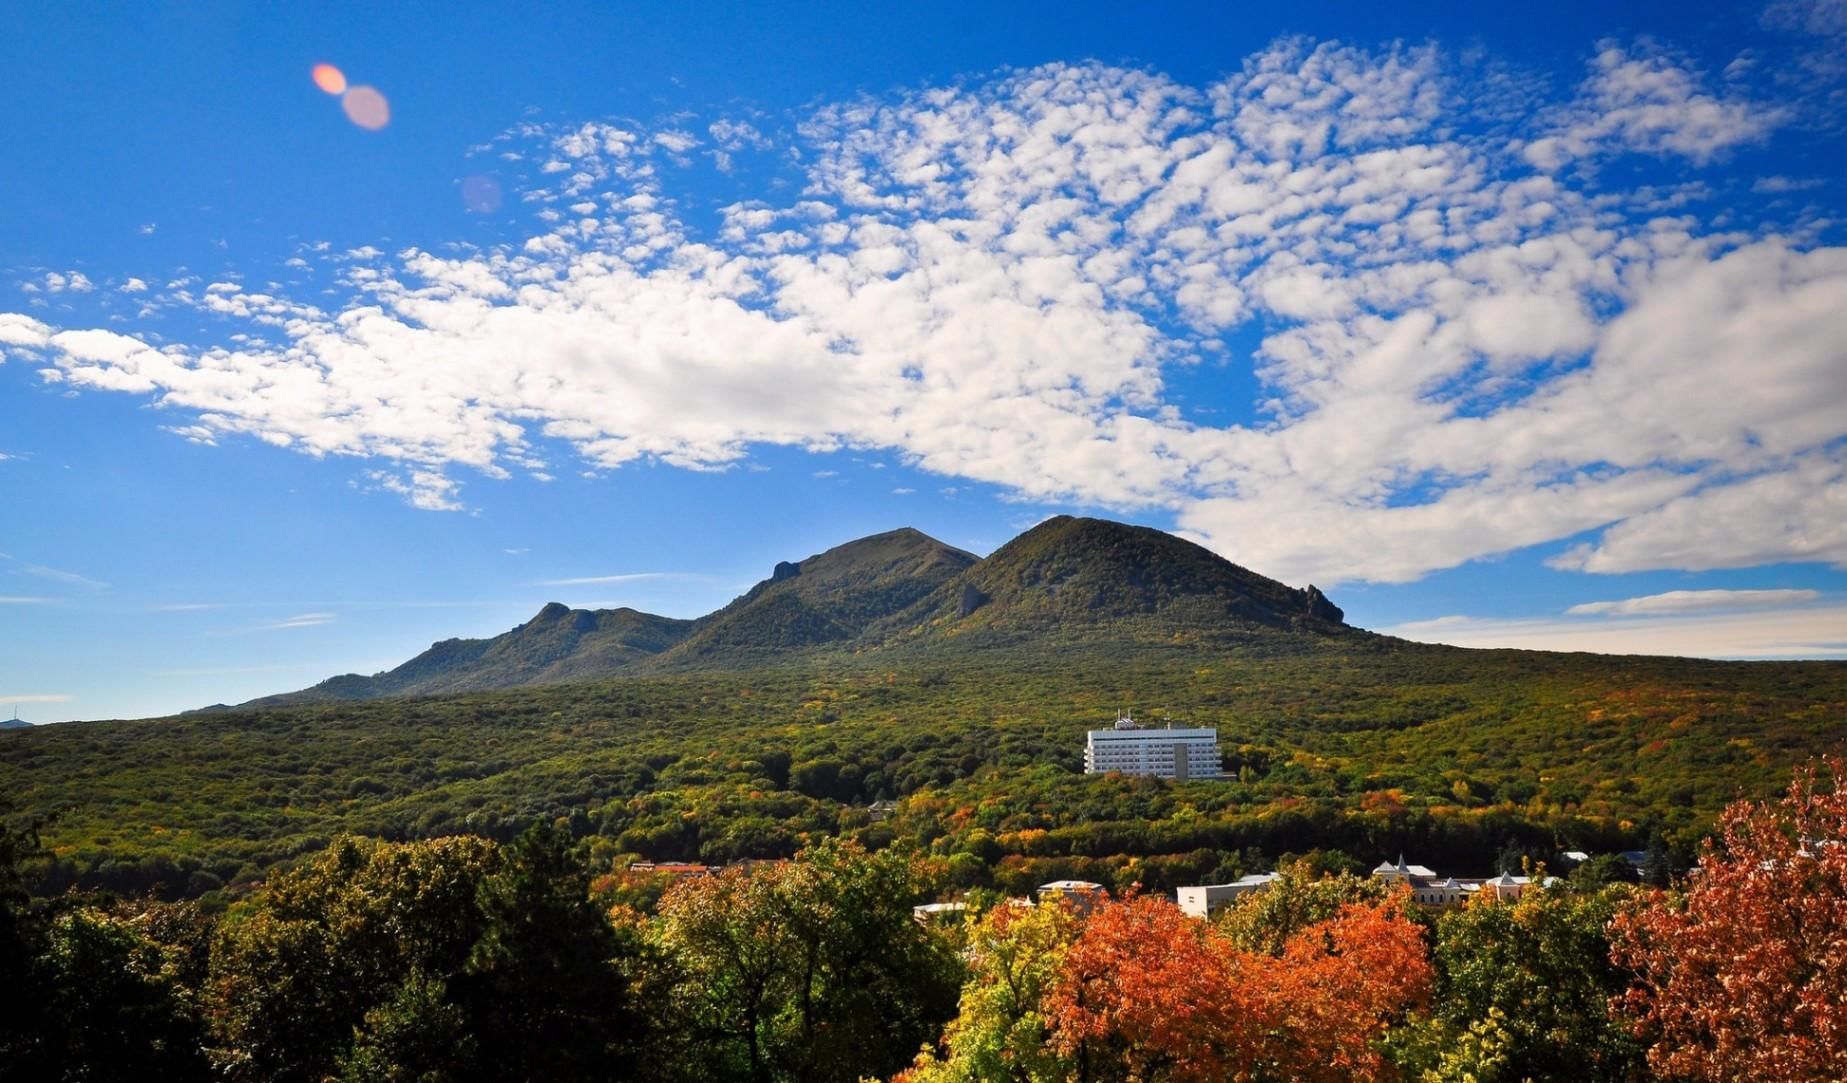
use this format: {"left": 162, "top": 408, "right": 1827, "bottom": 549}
{"left": 1176, "top": 872, "right": 1280, "bottom": 918}
{"left": 1370, "top": 856, "right": 1538, "bottom": 907}
{"left": 626, "top": 862, "right": 714, "bottom": 877}
{"left": 1371, "top": 855, "right": 1439, "bottom": 881}
{"left": 1036, "top": 879, "right": 1105, "bottom": 896}
{"left": 1036, "top": 879, "right": 1107, "bottom": 912}
{"left": 1084, "top": 711, "right": 1220, "bottom": 780}
{"left": 912, "top": 901, "right": 970, "bottom": 924}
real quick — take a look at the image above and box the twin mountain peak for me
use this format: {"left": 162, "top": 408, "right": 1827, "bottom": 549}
{"left": 249, "top": 516, "right": 1350, "bottom": 707}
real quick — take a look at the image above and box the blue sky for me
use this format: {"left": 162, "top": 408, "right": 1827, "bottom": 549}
{"left": 4, "top": 1, "right": 1845, "bottom": 722}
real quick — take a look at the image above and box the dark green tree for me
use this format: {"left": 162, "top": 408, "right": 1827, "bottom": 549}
{"left": 461, "top": 823, "right": 643, "bottom": 1082}
{"left": 656, "top": 838, "right": 963, "bottom": 1083}
{"left": 34, "top": 906, "right": 211, "bottom": 1082}
{"left": 1423, "top": 884, "right": 1645, "bottom": 1081}
{"left": 0, "top": 812, "right": 50, "bottom": 1080}
{"left": 336, "top": 970, "right": 477, "bottom": 1083}
{"left": 208, "top": 835, "right": 498, "bottom": 1083}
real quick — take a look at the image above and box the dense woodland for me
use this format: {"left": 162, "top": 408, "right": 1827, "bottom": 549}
{"left": 3, "top": 758, "right": 1843, "bottom": 1082}
{"left": 3, "top": 646, "right": 1841, "bottom": 903}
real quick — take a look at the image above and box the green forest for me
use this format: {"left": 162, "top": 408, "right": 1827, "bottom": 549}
{"left": 5, "top": 757, "right": 1843, "bottom": 1082}
{"left": 4, "top": 642, "right": 1842, "bottom": 903}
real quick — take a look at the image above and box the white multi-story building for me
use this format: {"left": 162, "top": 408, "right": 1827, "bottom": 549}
{"left": 1084, "top": 713, "right": 1220, "bottom": 780}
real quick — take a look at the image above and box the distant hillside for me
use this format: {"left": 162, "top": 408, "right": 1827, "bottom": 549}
{"left": 238, "top": 517, "right": 1348, "bottom": 706}
{"left": 657, "top": 527, "right": 979, "bottom": 666}
{"left": 871, "top": 516, "right": 1349, "bottom": 649}
{"left": 245, "top": 605, "right": 694, "bottom": 708}
{"left": 0, "top": 716, "right": 31, "bottom": 730}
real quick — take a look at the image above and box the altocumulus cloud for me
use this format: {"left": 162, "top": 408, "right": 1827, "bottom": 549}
{"left": 3, "top": 37, "right": 1844, "bottom": 586}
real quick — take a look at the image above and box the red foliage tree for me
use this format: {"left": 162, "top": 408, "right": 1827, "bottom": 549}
{"left": 1610, "top": 757, "right": 1847, "bottom": 1082}
{"left": 1046, "top": 892, "right": 1430, "bottom": 1082}
{"left": 1262, "top": 900, "right": 1434, "bottom": 1081}
{"left": 1048, "top": 893, "right": 1252, "bottom": 1082}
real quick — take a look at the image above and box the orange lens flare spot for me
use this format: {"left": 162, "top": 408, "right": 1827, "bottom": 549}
{"left": 342, "top": 86, "right": 391, "bottom": 131}
{"left": 311, "top": 63, "right": 347, "bottom": 96}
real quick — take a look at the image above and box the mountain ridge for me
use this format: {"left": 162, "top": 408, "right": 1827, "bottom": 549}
{"left": 235, "top": 517, "right": 1348, "bottom": 708}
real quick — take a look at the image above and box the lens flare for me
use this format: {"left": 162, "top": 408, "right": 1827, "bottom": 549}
{"left": 342, "top": 86, "right": 390, "bottom": 131}
{"left": 461, "top": 175, "right": 502, "bottom": 214}
{"left": 311, "top": 63, "right": 347, "bottom": 95}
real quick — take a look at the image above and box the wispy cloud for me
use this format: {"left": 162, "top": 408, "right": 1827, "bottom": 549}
{"left": 535, "top": 572, "right": 677, "bottom": 587}
{"left": 0, "top": 693, "right": 73, "bottom": 704}
{"left": 0, "top": 595, "right": 51, "bottom": 605}
{"left": 261, "top": 612, "right": 336, "bottom": 630}
{"left": 1384, "top": 603, "right": 1847, "bottom": 659}
{"left": 1567, "top": 588, "right": 1821, "bottom": 616}
{"left": 16, "top": 562, "right": 108, "bottom": 591}
{"left": 150, "top": 602, "right": 225, "bottom": 612}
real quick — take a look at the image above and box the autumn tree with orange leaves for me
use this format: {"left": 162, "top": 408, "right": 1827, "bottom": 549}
{"left": 1044, "top": 892, "right": 1432, "bottom": 1083}
{"left": 1610, "top": 756, "right": 1847, "bottom": 1083}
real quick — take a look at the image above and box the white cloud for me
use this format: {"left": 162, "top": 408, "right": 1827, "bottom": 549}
{"left": 0, "top": 313, "right": 51, "bottom": 349}
{"left": 1753, "top": 175, "right": 1825, "bottom": 193}
{"left": 708, "top": 118, "right": 769, "bottom": 150}
{"left": 1523, "top": 42, "right": 1781, "bottom": 169}
{"left": 4, "top": 40, "right": 1842, "bottom": 586}
{"left": 362, "top": 469, "right": 465, "bottom": 512}
{"left": 1553, "top": 450, "right": 1847, "bottom": 573}
{"left": 40, "top": 271, "right": 96, "bottom": 294}
{"left": 0, "top": 596, "right": 52, "bottom": 605}
{"left": 1384, "top": 603, "right": 1847, "bottom": 659}
{"left": 263, "top": 612, "right": 335, "bottom": 630}
{"left": 0, "top": 693, "right": 72, "bottom": 703}
{"left": 1567, "top": 588, "right": 1821, "bottom": 615}
{"left": 119, "top": 277, "right": 149, "bottom": 293}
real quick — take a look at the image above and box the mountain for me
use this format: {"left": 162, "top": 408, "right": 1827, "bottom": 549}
{"left": 0, "top": 716, "right": 30, "bottom": 730}
{"left": 870, "top": 516, "right": 1348, "bottom": 649}
{"left": 245, "top": 605, "right": 694, "bottom": 708}
{"left": 238, "top": 518, "right": 1342, "bottom": 706}
{"left": 656, "top": 527, "right": 979, "bottom": 666}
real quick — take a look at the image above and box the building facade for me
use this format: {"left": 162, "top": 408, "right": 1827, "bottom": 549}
{"left": 1371, "top": 855, "right": 1536, "bottom": 907}
{"left": 1084, "top": 713, "right": 1220, "bottom": 779}
{"left": 1176, "top": 872, "right": 1280, "bottom": 918}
